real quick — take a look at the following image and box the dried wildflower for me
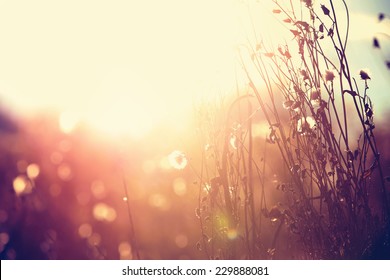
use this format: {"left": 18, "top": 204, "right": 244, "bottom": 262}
{"left": 290, "top": 29, "right": 301, "bottom": 37}
{"left": 264, "top": 52, "right": 275, "bottom": 58}
{"left": 297, "top": 116, "right": 316, "bottom": 133}
{"left": 301, "top": 0, "right": 313, "bottom": 7}
{"left": 291, "top": 101, "right": 301, "bottom": 112}
{"left": 295, "top": 21, "right": 310, "bottom": 31}
{"left": 324, "top": 69, "right": 336, "bottom": 82}
{"left": 310, "top": 89, "right": 321, "bottom": 100}
{"left": 284, "top": 50, "right": 291, "bottom": 59}
{"left": 300, "top": 69, "right": 309, "bottom": 80}
{"left": 168, "top": 150, "right": 188, "bottom": 170}
{"left": 319, "top": 23, "right": 324, "bottom": 33}
{"left": 321, "top": 5, "right": 330, "bottom": 16}
{"left": 272, "top": 9, "right": 281, "bottom": 14}
{"left": 359, "top": 69, "right": 371, "bottom": 80}
{"left": 328, "top": 28, "right": 334, "bottom": 37}
{"left": 283, "top": 100, "right": 294, "bottom": 109}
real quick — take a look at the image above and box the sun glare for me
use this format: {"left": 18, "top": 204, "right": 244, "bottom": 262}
{"left": 0, "top": 0, "right": 258, "bottom": 139}
{"left": 80, "top": 0, "right": 246, "bottom": 138}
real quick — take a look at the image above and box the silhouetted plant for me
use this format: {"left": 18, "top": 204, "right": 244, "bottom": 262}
{"left": 195, "top": 0, "right": 389, "bottom": 259}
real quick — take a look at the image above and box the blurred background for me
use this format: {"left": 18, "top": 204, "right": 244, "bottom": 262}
{"left": 0, "top": 0, "right": 389, "bottom": 259}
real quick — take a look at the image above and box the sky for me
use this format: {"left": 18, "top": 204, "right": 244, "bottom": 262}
{"left": 0, "top": 0, "right": 389, "bottom": 138}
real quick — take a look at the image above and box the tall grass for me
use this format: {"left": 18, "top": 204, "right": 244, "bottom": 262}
{"left": 195, "top": 0, "right": 390, "bottom": 259}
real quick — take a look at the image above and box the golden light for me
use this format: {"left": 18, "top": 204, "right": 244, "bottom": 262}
{"left": 57, "top": 163, "right": 73, "bottom": 181}
{"left": 118, "top": 241, "right": 132, "bottom": 260}
{"left": 78, "top": 223, "right": 93, "bottom": 239}
{"left": 12, "top": 177, "right": 25, "bottom": 195}
{"left": 168, "top": 151, "right": 188, "bottom": 170}
{"left": 173, "top": 177, "right": 187, "bottom": 196}
{"left": 148, "top": 193, "right": 170, "bottom": 211}
{"left": 59, "top": 111, "right": 80, "bottom": 134}
{"left": 0, "top": 0, "right": 386, "bottom": 139}
{"left": 26, "top": 163, "right": 40, "bottom": 179}
{"left": 13, "top": 175, "right": 32, "bottom": 196}
{"left": 93, "top": 203, "right": 117, "bottom": 222}
{"left": 0, "top": 0, "right": 259, "bottom": 139}
{"left": 227, "top": 228, "right": 238, "bottom": 240}
{"left": 90, "top": 180, "right": 106, "bottom": 200}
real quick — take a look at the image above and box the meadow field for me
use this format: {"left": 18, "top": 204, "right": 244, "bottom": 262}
{"left": 0, "top": 0, "right": 389, "bottom": 259}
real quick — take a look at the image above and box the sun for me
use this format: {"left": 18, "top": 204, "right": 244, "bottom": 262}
{"left": 80, "top": 67, "right": 164, "bottom": 139}
{"left": 76, "top": 0, "right": 252, "bottom": 139}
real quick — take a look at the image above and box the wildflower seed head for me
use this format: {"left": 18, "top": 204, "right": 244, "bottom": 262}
{"left": 291, "top": 101, "right": 301, "bottom": 112}
{"left": 283, "top": 100, "right": 294, "bottom": 109}
{"left": 297, "top": 116, "right": 316, "bottom": 134}
{"left": 310, "top": 89, "right": 321, "bottom": 100}
{"left": 168, "top": 150, "right": 188, "bottom": 170}
{"left": 359, "top": 68, "right": 371, "bottom": 80}
{"left": 301, "top": 0, "right": 313, "bottom": 8}
{"left": 324, "top": 69, "right": 336, "bottom": 82}
{"left": 300, "top": 69, "right": 309, "bottom": 80}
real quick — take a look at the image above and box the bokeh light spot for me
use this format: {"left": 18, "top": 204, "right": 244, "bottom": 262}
{"left": 78, "top": 223, "right": 92, "bottom": 238}
{"left": 57, "top": 163, "right": 73, "bottom": 181}
{"left": 227, "top": 228, "right": 238, "bottom": 240}
{"left": 13, "top": 175, "right": 32, "bottom": 196}
{"left": 174, "top": 234, "right": 188, "bottom": 248}
{"left": 118, "top": 241, "right": 132, "bottom": 260}
{"left": 90, "top": 180, "right": 106, "bottom": 199}
{"left": 148, "top": 193, "right": 170, "bottom": 211}
{"left": 168, "top": 150, "right": 188, "bottom": 170}
{"left": 173, "top": 177, "right": 187, "bottom": 196}
{"left": 93, "top": 203, "right": 117, "bottom": 222}
{"left": 26, "top": 163, "right": 40, "bottom": 179}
